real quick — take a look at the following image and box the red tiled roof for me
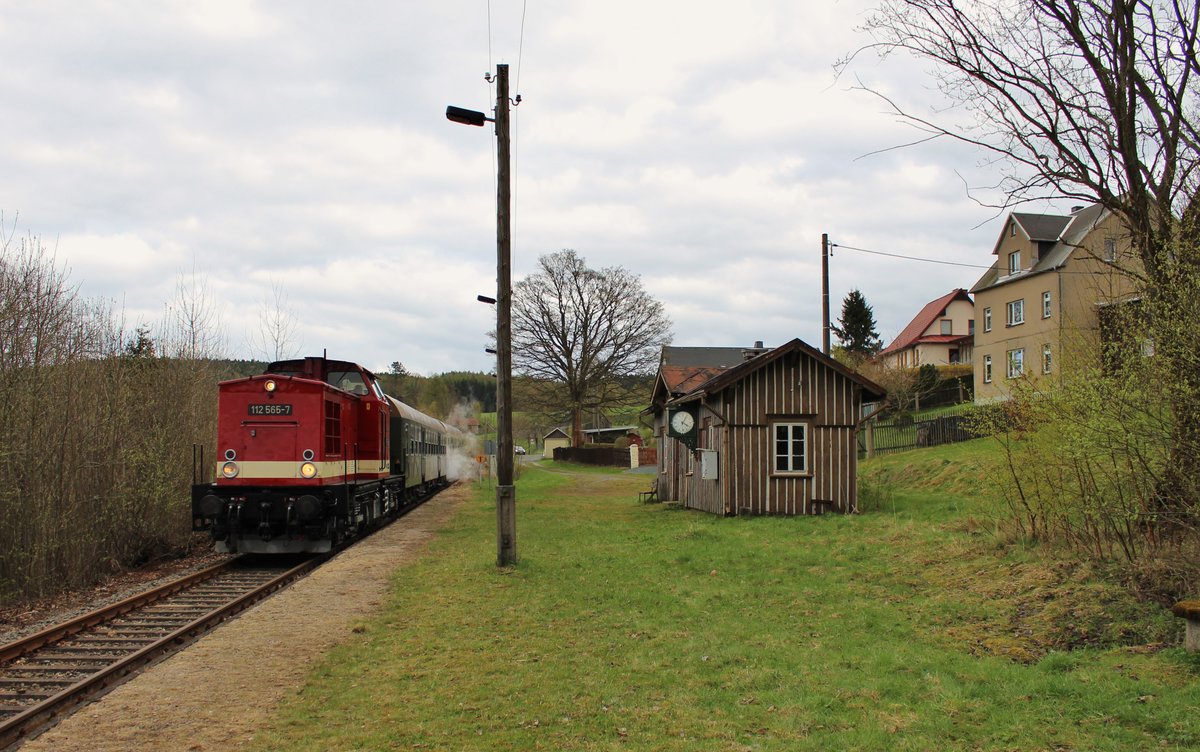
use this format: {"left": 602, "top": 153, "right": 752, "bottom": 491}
{"left": 879, "top": 289, "right": 972, "bottom": 356}
{"left": 660, "top": 364, "right": 729, "bottom": 395}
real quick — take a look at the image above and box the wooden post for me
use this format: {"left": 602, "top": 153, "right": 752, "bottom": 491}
{"left": 866, "top": 419, "right": 876, "bottom": 459}
{"left": 495, "top": 64, "right": 517, "bottom": 566}
{"left": 1173, "top": 600, "right": 1200, "bottom": 651}
{"left": 822, "top": 233, "right": 831, "bottom": 355}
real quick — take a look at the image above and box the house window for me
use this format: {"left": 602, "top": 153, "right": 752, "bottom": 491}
{"left": 940, "top": 319, "right": 953, "bottom": 335}
{"left": 969, "top": 319, "right": 975, "bottom": 335}
{"left": 1008, "top": 251, "right": 1020, "bottom": 275}
{"left": 1042, "top": 344, "right": 1052, "bottom": 374}
{"left": 772, "top": 422, "right": 808, "bottom": 474}
{"left": 1104, "top": 238, "right": 1117, "bottom": 262}
{"left": 1007, "top": 348, "right": 1025, "bottom": 378}
{"left": 1006, "top": 299, "right": 1025, "bottom": 326}
{"left": 983, "top": 355, "right": 993, "bottom": 383}
{"left": 1010, "top": 222, "right": 1017, "bottom": 237}
{"left": 949, "top": 348, "right": 960, "bottom": 364}
{"left": 983, "top": 308, "right": 992, "bottom": 332}
{"left": 1042, "top": 291, "right": 1052, "bottom": 318}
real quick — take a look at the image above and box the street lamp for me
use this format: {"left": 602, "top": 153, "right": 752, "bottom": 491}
{"left": 448, "top": 64, "right": 517, "bottom": 567}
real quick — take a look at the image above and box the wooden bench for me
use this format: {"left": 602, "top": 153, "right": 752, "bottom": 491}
{"left": 1172, "top": 600, "right": 1200, "bottom": 651}
{"left": 638, "top": 484, "right": 659, "bottom": 504}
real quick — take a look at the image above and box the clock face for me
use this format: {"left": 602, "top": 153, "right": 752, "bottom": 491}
{"left": 670, "top": 410, "right": 695, "bottom": 435}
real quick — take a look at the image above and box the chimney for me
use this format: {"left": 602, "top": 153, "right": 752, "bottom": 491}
{"left": 1070, "top": 205, "right": 1084, "bottom": 214}
{"left": 742, "top": 341, "right": 768, "bottom": 360}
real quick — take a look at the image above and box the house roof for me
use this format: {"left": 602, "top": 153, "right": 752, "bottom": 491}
{"left": 651, "top": 346, "right": 762, "bottom": 405}
{"left": 659, "top": 364, "right": 729, "bottom": 395}
{"left": 878, "top": 289, "right": 972, "bottom": 357}
{"left": 1011, "top": 213, "right": 1073, "bottom": 244}
{"left": 671, "top": 338, "right": 886, "bottom": 405}
{"left": 971, "top": 202, "right": 1110, "bottom": 293}
{"left": 543, "top": 427, "right": 570, "bottom": 440}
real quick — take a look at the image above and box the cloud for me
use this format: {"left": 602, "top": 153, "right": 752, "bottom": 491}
{"left": 0, "top": 0, "right": 1019, "bottom": 377}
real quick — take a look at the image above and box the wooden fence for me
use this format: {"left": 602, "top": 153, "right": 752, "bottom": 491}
{"left": 859, "top": 414, "right": 980, "bottom": 457}
{"left": 554, "top": 446, "right": 630, "bottom": 466}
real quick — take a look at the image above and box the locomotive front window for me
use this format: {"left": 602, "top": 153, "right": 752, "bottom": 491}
{"left": 327, "top": 371, "right": 369, "bottom": 396}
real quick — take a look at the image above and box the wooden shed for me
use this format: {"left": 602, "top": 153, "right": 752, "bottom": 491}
{"left": 649, "top": 339, "right": 885, "bottom": 515}
{"left": 542, "top": 427, "right": 571, "bottom": 459}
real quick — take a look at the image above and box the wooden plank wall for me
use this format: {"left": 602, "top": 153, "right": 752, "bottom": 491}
{"left": 717, "top": 349, "right": 860, "bottom": 515}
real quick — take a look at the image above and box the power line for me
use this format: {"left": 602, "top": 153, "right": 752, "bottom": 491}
{"left": 829, "top": 243, "right": 993, "bottom": 269}
{"left": 515, "top": 0, "right": 528, "bottom": 93}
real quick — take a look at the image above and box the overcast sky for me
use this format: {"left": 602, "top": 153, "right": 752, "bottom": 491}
{"left": 0, "top": 1, "right": 1064, "bottom": 376}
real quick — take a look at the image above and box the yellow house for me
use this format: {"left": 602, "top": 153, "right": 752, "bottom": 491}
{"left": 878, "top": 289, "right": 975, "bottom": 369}
{"left": 970, "top": 202, "right": 1140, "bottom": 402}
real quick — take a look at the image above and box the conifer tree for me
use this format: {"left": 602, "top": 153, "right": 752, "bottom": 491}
{"left": 831, "top": 289, "right": 882, "bottom": 357}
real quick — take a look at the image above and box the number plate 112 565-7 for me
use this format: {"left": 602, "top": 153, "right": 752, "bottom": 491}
{"left": 248, "top": 403, "right": 293, "bottom": 416}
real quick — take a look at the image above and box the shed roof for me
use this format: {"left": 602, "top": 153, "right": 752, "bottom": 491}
{"left": 672, "top": 338, "right": 886, "bottom": 404}
{"left": 581, "top": 425, "right": 638, "bottom": 435}
{"left": 878, "top": 289, "right": 972, "bottom": 357}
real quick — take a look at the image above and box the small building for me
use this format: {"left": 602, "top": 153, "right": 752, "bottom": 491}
{"left": 542, "top": 427, "right": 571, "bottom": 459}
{"left": 581, "top": 425, "right": 639, "bottom": 444}
{"left": 649, "top": 340, "right": 885, "bottom": 516}
{"left": 878, "top": 289, "right": 975, "bottom": 368}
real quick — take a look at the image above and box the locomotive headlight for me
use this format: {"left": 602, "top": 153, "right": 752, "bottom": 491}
{"left": 264, "top": 379, "right": 277, "bottom": 393}
{"left": 300, "top": 461, "right": 318, "bottom": 479}
{"left": 221, "top": 461, "right": 240, "bottom": 479}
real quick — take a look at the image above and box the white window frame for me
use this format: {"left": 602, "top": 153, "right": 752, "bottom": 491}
{"left": 983, "top": 307, "right": 992, "bottom": 332}
{"left": 983, "top": 355, "right": 993, "bottom": 383}
{"left": 1007, "top": 348, "right": 1025, "bottom": 379}
{"left": 1042, "top": 344, "right": 1052, "bottom": 374}
{"left": 772, "top": 421, "right": 809, "bottom": 475}
{"left": 1103, "top": 237, "right": 1117, "bottom": 262}
{"left": 1008, "top": 251, "right": 1020, "bottom": 275}
{"left": 1006, "top": 299, "right": 1025, "bottom": 326}
{"left": 1042, "top": 291, "right": 1052, "bottom": 318}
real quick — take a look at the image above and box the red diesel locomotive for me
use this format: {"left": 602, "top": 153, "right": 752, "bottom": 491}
{"left": 191, "top": 356, "right": 462, "bottom": 553}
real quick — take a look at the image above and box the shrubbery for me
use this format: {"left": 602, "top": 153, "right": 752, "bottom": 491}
{"left": 0, "top": 237, "right": 223, "bottom": 604}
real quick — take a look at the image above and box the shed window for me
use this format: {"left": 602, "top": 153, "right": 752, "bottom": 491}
{"left": 772, "top": 422, "right": 808, "bottom": 474}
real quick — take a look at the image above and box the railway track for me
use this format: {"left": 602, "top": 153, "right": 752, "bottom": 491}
{"left": 0, "top": 555, "right": 322, "bottom": 750}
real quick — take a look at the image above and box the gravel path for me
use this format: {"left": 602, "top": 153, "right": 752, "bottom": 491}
{"left": 18, "top": 483, "right": 469, "bottom": 752}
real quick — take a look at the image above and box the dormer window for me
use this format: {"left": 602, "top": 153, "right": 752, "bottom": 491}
{"left": 1008, "top": 251, "right": 1020, "bottom": 275}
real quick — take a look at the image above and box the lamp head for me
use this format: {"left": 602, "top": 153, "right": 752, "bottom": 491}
{"left": 446, "top": 106, "right": 489, "bottom": 126}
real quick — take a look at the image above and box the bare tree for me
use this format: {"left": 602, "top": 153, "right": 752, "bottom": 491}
{"left": 511, "top": 249, "right": 672, "bottom": 446}
{"left": 847, "top": 0, "right": 1200, "bottom": 511}
{"left": 250, "top": 280, "right": 300, "bottom": 362}
{"left": 161, "top": 263, "right": 224, "bottom": 360}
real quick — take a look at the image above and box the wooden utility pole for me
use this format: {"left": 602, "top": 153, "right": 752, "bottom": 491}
{"left": 822, "top": 233, "right": 831, "bottom": 355}
{"left": 494, "top": 64, "right": 517, "bottom": 566}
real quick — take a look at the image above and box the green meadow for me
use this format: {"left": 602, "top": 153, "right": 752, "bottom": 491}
{"left": 252, "top": 443, "right": 1200, "bottom": 751}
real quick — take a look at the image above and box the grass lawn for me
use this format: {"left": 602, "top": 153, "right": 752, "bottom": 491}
{"left": 252, "top": 450, "right": 1200, "bottom": 751}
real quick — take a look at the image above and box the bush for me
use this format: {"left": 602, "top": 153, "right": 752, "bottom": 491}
{"left": 0, "top": 237, "right": 222, "bottom": 604}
